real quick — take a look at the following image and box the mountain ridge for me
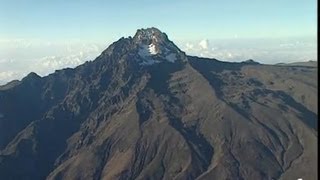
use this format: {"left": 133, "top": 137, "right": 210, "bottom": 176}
{"left": 0, "top": 27, "right": 317, "bottom": 180}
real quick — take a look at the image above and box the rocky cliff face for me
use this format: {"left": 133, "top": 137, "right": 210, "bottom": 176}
{"left": 0, "top": 28, "right": 317, "bottom": 180}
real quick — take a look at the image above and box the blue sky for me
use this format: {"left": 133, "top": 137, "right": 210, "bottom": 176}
{"left": 0, "top": 0, "right": 317, "bottom": 40}
{"left": 0, "top": 0, "right": 317, "bottom": 84}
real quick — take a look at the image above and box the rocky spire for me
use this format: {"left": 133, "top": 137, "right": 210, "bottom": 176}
{"left": 133, "top": 27, "right": 169, "bottom": 44}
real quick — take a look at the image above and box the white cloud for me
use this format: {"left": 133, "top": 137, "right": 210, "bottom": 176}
{"left": 199, "top": 39, "right": 209, "bottom": 49}
{"left": 178, "top": 37, "right": 317, "bottom": 63}
{"left": 31, "top": 48, "right": 103, "bottom": 77}
{"left": 0, "top": 71, "right": 22, "bottom": 85}
{"left": 0, "top": 40, "right": 107, "bottom": 85}
{"left": 0, "top": 37, "right": 317, "bottom": 85}
{"left": 185, "top": 43, "right": 194, "bottom": 50}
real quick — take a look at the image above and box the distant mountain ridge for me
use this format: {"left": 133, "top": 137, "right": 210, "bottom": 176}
{"left": 0, "top": 27, "right": 317, "bottom": 180}
{"left": 275, "top": 60, "right": 317, "bottom": 67}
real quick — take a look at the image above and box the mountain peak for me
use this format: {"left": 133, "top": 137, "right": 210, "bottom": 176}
{"left": 0, "top": 27, "right": 317, "bottom": 180}
{"left": 133, "top": 27, "right": 168, "bottom": 43}
{"left": 242, "top": 59, "right": 260, "bottom": 65}
{"left": 130, "top": 27, "right": 186, "bottom": 65}
{"left": 101, "top": 27, "right": 186, "bottom": 66}
{"left": 23, "top": 72, "right": 41, "bottom": 80}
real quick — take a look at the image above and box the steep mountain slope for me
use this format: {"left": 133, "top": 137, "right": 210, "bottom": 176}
{"left": 0, "top": 28, "right": 317, "bottom": 180}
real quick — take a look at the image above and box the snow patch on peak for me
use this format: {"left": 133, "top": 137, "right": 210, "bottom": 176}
{"left": 137, "top": 41, "right": 178, "bottom": 66}
{"left": 148, "top": 43, "right": 157, "bottom": 55}
{"left": 165, "top": 53, "right": 177, "bottom": 63}
{"left": 138, "top": 44, "right": 158, "bottom": 58}
{"left": 138, "top": 44, "right": 160, "bottom": 66}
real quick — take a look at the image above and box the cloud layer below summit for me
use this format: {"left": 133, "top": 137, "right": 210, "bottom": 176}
{"left": 0, "top": 36, "right": 317, "bottom": 85}
{"left": 179, "top": 37, "right": 316, "bottom": 63}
